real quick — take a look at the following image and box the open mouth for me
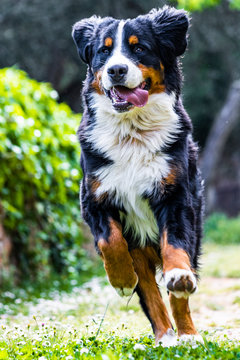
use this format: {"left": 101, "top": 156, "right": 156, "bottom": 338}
{"left": 106, "top": 79, "right": 150, "bottom": 112}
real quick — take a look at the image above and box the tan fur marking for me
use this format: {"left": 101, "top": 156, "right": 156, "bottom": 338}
{"left": 169, "top": 293, "right": 198, "bottom": 336}
{"left": 98, "top": 219, "right": 138, "bottom": 290}
{"left": 90, "top": 178, "right": 107, "bottom": 202}
{"left": 104, "top": 37, "right": 113, "bottom": 47}
{"left": 161, "top": 231, "right": 191, "bottom": 273}
{"left": 92, "top": 70, "right": 104, "bottom": 95}
{"left": 129, "top": 35, "right": 139, "bottom": 45}
{"left": 161, "top": 168, "right": 177, "bottom": 187}
{"left": 130, "top": 247, "right": 172, "bottom": 343}
{"left": 90, "top": 179, "right": 101, "bottom": 193}
{"left": 138, "top": 63, "right": 165, "bottom": 95}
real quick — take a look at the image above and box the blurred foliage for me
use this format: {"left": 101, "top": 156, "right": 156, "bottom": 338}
{"left": 177, "top": 0, "right": 240, "bottom": 11}
{"left": 177, "top": 0, "right": 220, "bottom": 10}
{"left": 204, "top": 213, "right": 240, "bottom": 244}
{"left": 0, "top": 68, "right": 92, "bottom": 284}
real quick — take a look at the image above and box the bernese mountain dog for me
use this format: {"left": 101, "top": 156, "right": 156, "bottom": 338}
{"left": 72, "top": 6, "right": 204, "bottom": 347}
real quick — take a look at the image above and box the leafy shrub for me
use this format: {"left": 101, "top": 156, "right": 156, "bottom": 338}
{"left": 0, "top": 68, "right": 89, "bottom": 284}
{"left": 204, "top": 213, "right": 240, "bottom": 244}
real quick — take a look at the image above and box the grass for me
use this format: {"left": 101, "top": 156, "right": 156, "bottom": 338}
{"left": 1, "top": 331, "right": 240, "bottom": 359}
{"left": 0, "top": 244, "right": 240, "bottom": 359}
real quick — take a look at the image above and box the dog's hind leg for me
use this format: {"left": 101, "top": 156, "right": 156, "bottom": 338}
{"left": 130, "top": 247, "right": 177, "bottom": 347}
{"left": 169, "top": 293, "right": 203, "bottom": 344}
{"left": 98, "top": 219, "right": 138, "bottom": 297}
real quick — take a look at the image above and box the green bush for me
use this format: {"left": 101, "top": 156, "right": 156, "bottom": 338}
{"left": 0, "top": 68, "right": 89, "bottom": 284}
{"left": 204, "top": 213, "right": 240, "bottom": 245}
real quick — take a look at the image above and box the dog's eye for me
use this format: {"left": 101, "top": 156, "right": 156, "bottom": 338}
{"left": 133, "top": 45, "right": 144, "bottom": 54}
{"left": 99, "top": 47, "right": 111, "bottom": 55}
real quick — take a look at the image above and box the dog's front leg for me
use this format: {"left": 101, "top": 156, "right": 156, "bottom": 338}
{"left": 80, "top": 178, "right": 138, "bottom": 296}
{"left": 161, "top": 230, "right": 197, "bottom": 299}
{"left": 98, "top": 219, "right": 138, "bottom": 297}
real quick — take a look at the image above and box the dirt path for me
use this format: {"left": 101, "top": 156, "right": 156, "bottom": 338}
{"left": 191, "top": 277, "right": 240, "bottom": 341}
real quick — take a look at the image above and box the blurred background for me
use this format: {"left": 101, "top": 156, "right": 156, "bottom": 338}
{"left": 0, "top": 0, "right": 240, "bottom": 294}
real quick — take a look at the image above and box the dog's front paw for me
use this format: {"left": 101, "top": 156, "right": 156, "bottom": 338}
{"left": 115, "top": 284, "right": 138, "bottom": 297}
{"left": 98, "top": 237, "right": 139, "bottom": 297}
{"left": 110, "top": 269, "right": 138, "bottom": 297}
{"left": 164, "top": 268, "right": 197, "bottom": 298}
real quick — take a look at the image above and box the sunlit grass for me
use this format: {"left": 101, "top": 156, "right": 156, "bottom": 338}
{"left": 1, "top": 244, "right": 240, "bottom": 358}
{"left": 202, "top": 243, "right": 240, "bottom": 278}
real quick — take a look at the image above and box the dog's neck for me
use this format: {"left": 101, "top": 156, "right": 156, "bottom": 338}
{"left": 88, "top": 91, "right": 180, "bottom": 155}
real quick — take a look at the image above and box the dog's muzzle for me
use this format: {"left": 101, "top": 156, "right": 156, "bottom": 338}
{"left": 107, "top": 64, "right": 128, "bottom": 84}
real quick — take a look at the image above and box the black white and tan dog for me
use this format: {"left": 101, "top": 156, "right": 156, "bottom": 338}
{"left": 72, "top": 6, "right": 203, "bottom": 347}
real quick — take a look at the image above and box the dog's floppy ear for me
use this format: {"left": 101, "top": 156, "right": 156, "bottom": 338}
{"left": 150, "top": 6, "right": 189, "bottom": 59}
{"left": 72, "top": 16, "right": 101, "bottom": 64}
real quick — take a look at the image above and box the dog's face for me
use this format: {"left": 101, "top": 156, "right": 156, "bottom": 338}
{"left": 72, "top": 7, "right": 189, "bottom": 113}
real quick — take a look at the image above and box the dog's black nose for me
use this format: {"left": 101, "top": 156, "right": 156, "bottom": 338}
{"left": 107, "top": 64, "right": 128, "bottom": 82}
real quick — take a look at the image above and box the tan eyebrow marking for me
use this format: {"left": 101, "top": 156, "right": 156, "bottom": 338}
{"left": 129, "top": 35, "right": 139, "bottom": 45}
{"left": 104, "top": 37, "right": 113, "bottom": 47}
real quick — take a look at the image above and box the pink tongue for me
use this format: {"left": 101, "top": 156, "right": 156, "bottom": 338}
{"left": 114, "top": 86, "right": 148, "bottom": 107}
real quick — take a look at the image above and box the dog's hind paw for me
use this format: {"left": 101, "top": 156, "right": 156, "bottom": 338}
{"left": 178, "top": 334, "right": 204, "bottom": 347}
{"left": 156, "top": 329, "right": 178, "bottom": 347}
{"left": 164, "top": 268, "right": 197, "bottom": 298}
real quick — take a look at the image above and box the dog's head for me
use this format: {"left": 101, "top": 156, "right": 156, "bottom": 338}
{"left": 72, "top": 7, "right": 189, "bottom": 113}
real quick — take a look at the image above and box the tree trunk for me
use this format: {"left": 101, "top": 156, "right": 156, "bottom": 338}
{"left": 0, "top": 222, "right": 12, "bottom": 270}
{"left": 200, "top": 80, "right": 240, "bottom": 213}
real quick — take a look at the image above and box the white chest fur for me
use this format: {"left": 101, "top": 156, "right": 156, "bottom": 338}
{"left": 87, "top": 92, "right": 180, "bottom": 246}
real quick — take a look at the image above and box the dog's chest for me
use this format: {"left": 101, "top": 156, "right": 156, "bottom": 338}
{"left": 92, "top": 130, "right": 170, "bottom": 245}
{"left": 87, "top": 92, "right": 179, "bottom": 245}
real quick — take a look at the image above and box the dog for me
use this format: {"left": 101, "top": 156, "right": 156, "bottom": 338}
{"left": 72, "top": 6, "right": 203, "bottom": 347}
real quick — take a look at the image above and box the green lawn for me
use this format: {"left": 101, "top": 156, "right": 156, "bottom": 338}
{"left": 0, "top": 244, "right": 240, "bottom": 359}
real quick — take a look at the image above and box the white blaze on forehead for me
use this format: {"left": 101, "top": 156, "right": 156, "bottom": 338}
{"left": 101, "top": 21, "right": 143, "bottom": 90}
{"left": 113, "top": 20, "right": 125, "bottom": 54}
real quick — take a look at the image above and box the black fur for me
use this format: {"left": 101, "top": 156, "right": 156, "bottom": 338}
{"left": 72, "top": 6, "right": 203, "bottom": 269}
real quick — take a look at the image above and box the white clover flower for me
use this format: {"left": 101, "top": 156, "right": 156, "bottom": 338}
{"left": 133, "top": 343, "right": 146, "bottom": 351}
{"left": 17, "top": 341, "right": 26, "bottom": 346}
{"left": 75, "top": 339, "right": 83, "bottom": 346}
{"left": 42, "top": 341, "right": 51, "bottom": 347}
{"left": 80, "top": 347, "right": 89, "bottom": 355}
